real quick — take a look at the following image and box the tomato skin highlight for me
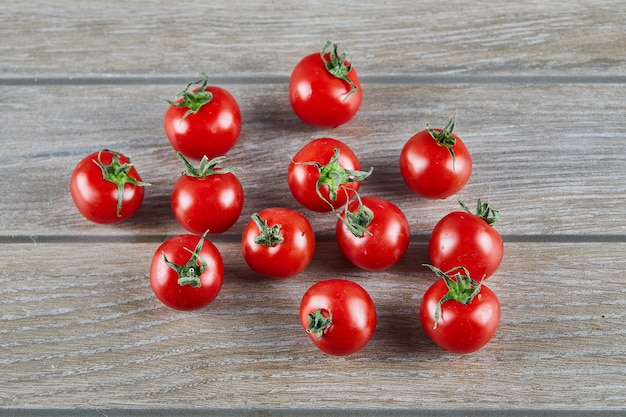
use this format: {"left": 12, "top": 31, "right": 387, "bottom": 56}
{"left": 241, "top": 207, "right": 316, "bottom": 279}
{"left": 70, "top": 150, "right": 145, "bottom": 224}
{"left": 429, "top": 211, "right": 504, "bottom": 280}
{"left": 150, "top": 234, "right": 224, "bottom": 311}
{"left": 399, "top": 128, "right": 472, "bottom": 199}
{"left": 288, "top": 138, "right": 366, "bottom": 212}
{"left": 289, "top": 51, "right": 362, "bottom": 128}
{"left": 420, "top": 278, "right": 500, "bottom": 354}
{"left": 336, "top": 197, "right": 410, "bottom": 271}
{"left": 171, "top": 170, "right": 244, "bottom": 235}
{"left": 299, "top": 279, "right": 376, "bottom": 356}
{"left": 164, "top": 85, "right": 241, "bottom": 161}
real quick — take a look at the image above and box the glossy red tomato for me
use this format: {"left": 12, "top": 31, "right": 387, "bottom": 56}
{"left": 289, "top": 41, "right": 362, "bottom": 128}
{"left": 300, "top": 279, "right": 376, "bottom": 356}
{"left": 420, "top": 265, "right": 500, "bottom": 354}
{"left": 164, "top": 74, "right": 241, "bottom": 161}
{"left": 288, "top": 138, "right": 372, "bottom": 212}
{"left": 399, "top": 117, "right": 472, "bottom": 199}
{"left": 429, "top": 199, "right": 504, "bottom": 280}
{"left": 150, "top": 234, "right": 223, "bottom": 311}
{"left": 241, "top": 207, "right": 315, "bottom": 279}
{"left": 70, "top": 149, "right": 148, "bottom": 224}
{"left": 171, "top": 153, "right": 244, "bottom": 235}
{"left": 336, "top": 196, "right": 410, "bottom": 271}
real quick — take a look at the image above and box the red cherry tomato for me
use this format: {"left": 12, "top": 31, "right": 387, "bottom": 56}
{"left": 241, "top": 207, "right": 316, "bottom": 279}
{"left": 430, "top": 199, "right": 504, "bottom": 280}
{"left": 399, "top": 117, "right": 472, "bottom": 199}
{"left": 164, "top": 74, "right": 241, "bottom": 161}
{"left": 299, "top": 279, "right": 376, "bottom": 356}
{"left": 150, "top": 234, "right": 224, "bottom": 311}
{"left": 288, "top": 138, "right": 372, "bottom": 212}
{"left": 420, "top": 265, "right": 500, "bottom": 354}
{"left": 289, "top": 41, "right": 362, "bottom": 128}
{"left": 70, "top": 149, "right": 148, "bottom": 224}
{"left": 336, "top": 196, "right": 410, "bottom": 271}
{"left": 171, "top": 153, "right": 244, "bottom": 235}
{"left": 428, "top": 200, "right": 504, "bottom": 280}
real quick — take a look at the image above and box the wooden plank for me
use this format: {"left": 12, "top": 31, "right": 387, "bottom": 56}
{"left": 1, "top": 82, "right": 625, "bottom": 237}
{"left": 1, "top": 1, "right": 625, "bottom": 77}
{"left": 1, "top": 241, "right": 624, "bottom": 409}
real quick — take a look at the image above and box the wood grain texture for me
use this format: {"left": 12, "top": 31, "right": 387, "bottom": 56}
{"left": 1, "top": 0, "right": 625, "bottom": 413}
{"left": 1, "top": 242, "right": 624, "bottom": 409}
{"left": 1, "top": 82, "right": 625, "bottom": 238}
{"left": 1, "top": 0, "right": 625, "bottom": 77}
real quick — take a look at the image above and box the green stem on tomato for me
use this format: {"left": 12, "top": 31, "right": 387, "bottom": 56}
{"left": 423, "top": 264, "right": 482, "bottom": 330}
{"left": 338, "top": 192, "right": 374, "bottom": 238}
{"left": 163, "top": 234, "right": 209, "bottom": 288}
{"left": 251, "top": 213, "right": 284, "bottom": 247}
{"left": 314, "top": 147, "right": 373, "bottom": 210}
{"left": 426, "top": 115, "right": 458, "bottom": 170}
{"left": 458, "top": 198, "right": 500, "bottom": 226}
{"left": 92, "top": 150, "right": 150, "bottom": 218}
{"left": 177, "top": 152, "right": 240, "bottom": 178}
{"left": 306, "top": 308, "right": 333, "bottom": 339}
{"left": 320, "top": 41, "right": 358, "bottom": 101}
{"left": 165, "top": 72, "right": 214, "bottom": 120}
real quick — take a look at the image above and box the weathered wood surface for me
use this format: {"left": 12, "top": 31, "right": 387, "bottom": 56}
{"left": 0, "top": 0, "right": 625, "bottom": 414}
{"left": 2, "top": 1, "right": 625, "bottom": 77}
{"left": 2, "top": 83, "right": 624, "bottom": 238}
{"left": 1, "top": 242, "right": 625, "bottom": 410}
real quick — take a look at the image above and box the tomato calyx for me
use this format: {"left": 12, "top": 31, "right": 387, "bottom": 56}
{"left": 427, "top": 116, "right": 458, "bottom": 169}
{"left": 298, "top": 147, "right": 372, "bottom": 209}
{"left": 163, "top": 235, "right": 208, "bottom": 287}
{"left": 458, "top": 198, "right": 500, "bottom": 226}
{"left": 166, "top": 72, "right": 214, "bottom": 120}
{"left": 177, "top": 152, "right": 240, "bottom": 178}
{"left": 423, "top": 264, "right": 482, "bottom": 329}
{"left": 92, "top": 150, "right": 150, "bottom": 218}
{"left": 339, "top": 193, "right": 374, "bottom": 237}
{"left": 306, "top": 308, "right": 333, "bottom": 339}
{"left": 321, "top": 41, "right": 358, "bottom": 101}
{"left": 317, "top": 148, "right": 372, "bottom": 204}
{"left": 251, "top": 213, "right": 284, "bottom": 247}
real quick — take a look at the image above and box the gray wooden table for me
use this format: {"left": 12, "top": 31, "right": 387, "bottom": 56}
{"left": 1, "top": 1, "right": 625, "bottom": 415}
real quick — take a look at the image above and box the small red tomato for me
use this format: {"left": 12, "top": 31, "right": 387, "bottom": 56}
{"left": 288, "top": 138, "right": 372, "bottom": 212}
{"left": 164, "top": 73, "right": 241, "bottom": 161}
{"left": 70, "top": 149, "right": 149, "bottom": 224}
{"left": 399, "top": 117, "right": 472, "bottom": 199}
{"left": 336, "top": 196, "right": 410, "bottom": 271}
{"left": 300, "top": 279, "right": 376, "bottom": 356}
{"left": 171, "top": 153, "right": 244, "bottom": 235}
{"left": 241, "top": 207, "right": 316, "bottom": 279}
{"left": 150, "top": 234, "right": 224, "bottom": 311}
{"left": 420, "top": 265, "right": 500, "bottom": 354}
{"left": 289, "top": 41, "right": 362, "bottom": 128}
{"left": 429, "top": 199, "right": 504, "bottom": 280}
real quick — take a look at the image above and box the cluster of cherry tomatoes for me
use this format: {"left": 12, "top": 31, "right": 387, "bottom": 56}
{"left": 69, "top": 41, "right": 504, "bottom": 356}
